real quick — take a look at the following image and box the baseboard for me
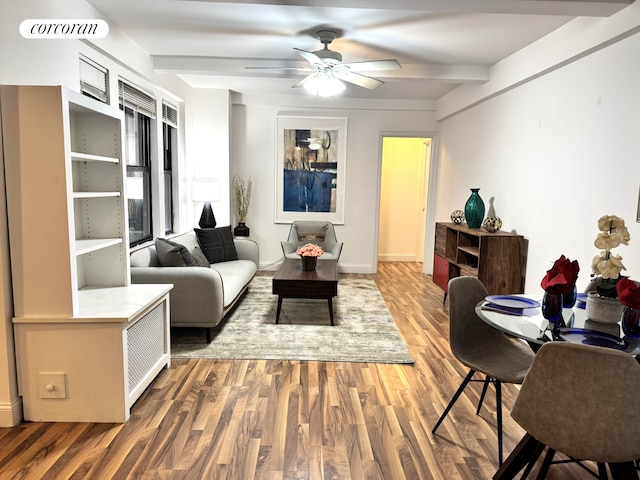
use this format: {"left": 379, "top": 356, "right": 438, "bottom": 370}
{"left": 0, "top": 396, "right": 23, "bottom": 427}
{"left": 377, "top": 254, "right": 416, "bottom": 262}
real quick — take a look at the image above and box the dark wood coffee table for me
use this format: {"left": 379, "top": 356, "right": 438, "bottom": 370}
{"left": 272, "top": 258, "right": 338, "bottom": 325}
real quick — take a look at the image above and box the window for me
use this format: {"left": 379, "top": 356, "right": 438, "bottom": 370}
{"left": 119, "top": 80, "right": 156, "bottom": 246}
{"left": 79, "top": 55, "right": 108, "bottom": 103}
{"left": 162, "top": 102, "right": 177, "bottom": 234}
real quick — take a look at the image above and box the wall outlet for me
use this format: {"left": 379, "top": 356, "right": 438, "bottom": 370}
{"left": 37, "top": 372, "right": 67, "bottom": 399}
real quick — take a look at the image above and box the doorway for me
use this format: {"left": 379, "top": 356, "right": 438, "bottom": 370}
{"left": 377, "top": 136, "right": 432, "bottom": 264}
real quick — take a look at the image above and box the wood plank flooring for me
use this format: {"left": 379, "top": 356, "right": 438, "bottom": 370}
{"left": 0, "top": 262, "right": 597, "bottom": 479}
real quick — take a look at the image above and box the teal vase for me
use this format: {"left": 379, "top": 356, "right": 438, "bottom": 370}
{"left": 464, "top": 188, "right": 485, "bottom": 229}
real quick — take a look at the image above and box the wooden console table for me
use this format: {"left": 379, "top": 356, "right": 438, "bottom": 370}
{"left": 433, "top": 222, "right": 525, "bottom": 298}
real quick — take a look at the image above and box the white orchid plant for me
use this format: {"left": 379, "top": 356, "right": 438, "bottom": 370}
{"left": 591, "top": 214, "right": 630, "bottom": 297}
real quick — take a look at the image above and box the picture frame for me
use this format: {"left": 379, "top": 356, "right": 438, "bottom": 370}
{"left": 637, "top": 184, "right": 640, "bottom": 222}
{"left": 275, "top": 115, "right": 347, "bottom": 224}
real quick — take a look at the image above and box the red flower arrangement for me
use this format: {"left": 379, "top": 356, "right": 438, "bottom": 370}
{"left": 296, "top": 243, "right": 324, "bottom": 257}
{"left": 616, "top": 277, "right": 640, "bottom": 309}
{"left": 541, "top": 255, "right": 580, "bottom": 294}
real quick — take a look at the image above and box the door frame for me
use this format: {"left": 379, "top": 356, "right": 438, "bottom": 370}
{"left": 373, "top": 131, "right": 439, "bottom": 274}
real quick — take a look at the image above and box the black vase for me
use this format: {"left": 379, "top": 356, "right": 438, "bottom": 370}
{"left": 464, "top": 188, "right": 485, "bottom": 229}
{"left": 234, "top": 222, "right": 250, "bottom": 237}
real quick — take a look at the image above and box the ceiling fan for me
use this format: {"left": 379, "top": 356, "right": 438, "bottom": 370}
{"left": 247, "top": 30, "right": 402, "bottom": 96}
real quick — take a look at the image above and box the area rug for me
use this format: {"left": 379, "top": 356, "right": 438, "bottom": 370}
{"left": 170, "top": 276, "right": 414, "bottom": 364}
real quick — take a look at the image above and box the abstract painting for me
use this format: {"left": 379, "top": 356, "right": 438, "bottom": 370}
{"left": 275, "top": 116, "right": 347, "bottom": 223}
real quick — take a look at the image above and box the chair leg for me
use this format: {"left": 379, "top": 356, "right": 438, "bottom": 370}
{"left": 477, "top": 375, "right": 491, "bottom": 415}
{"left": 535, "top": 448, "right": 555, "bottom": 480}
{"left": 493, "top": 433, "right": 544, "bottom": 480}
{"left": 597, "top": 462, "right": 608, "bottom": 479}
{"left": 609, "top": 462, "right": 639, "bottom": 480}
{"left": 519, "top": 444, "right": 547, "bottom": 479}
{"left": 496, "top": 380, "right": 503, "bottom": 465}
{"left": 432, "top": 369, "right": 476, "bottom": 434}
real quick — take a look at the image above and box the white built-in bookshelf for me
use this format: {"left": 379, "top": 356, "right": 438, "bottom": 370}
{"left": 0, "top": 85, "right": 171, "bottom": 422}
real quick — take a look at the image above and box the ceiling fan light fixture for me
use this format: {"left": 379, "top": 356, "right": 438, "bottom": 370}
{"left": 303, "top": 70, "right": 345, "bottom": 97}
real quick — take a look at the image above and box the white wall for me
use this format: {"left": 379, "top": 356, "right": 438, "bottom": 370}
{"left": 185, "top": 89, "right": 233, "bottom": 228}
{"left": 435, "top": 5, "right": 640, "bottom": 293}
{"left": 230, "top": 97, "right": 438, "bottom": 273}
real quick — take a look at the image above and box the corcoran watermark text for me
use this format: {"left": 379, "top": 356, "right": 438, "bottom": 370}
{"left": 20, "top": 19, "right": 109, "bottom": 39}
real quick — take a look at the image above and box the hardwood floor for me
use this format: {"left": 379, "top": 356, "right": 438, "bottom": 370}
{"left": 0, "top": 262, "right": 596, "bottom": 479}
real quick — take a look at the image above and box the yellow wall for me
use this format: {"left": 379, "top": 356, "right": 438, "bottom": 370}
{"left": 378, "top": 137, "right": 430, "bottom": 262}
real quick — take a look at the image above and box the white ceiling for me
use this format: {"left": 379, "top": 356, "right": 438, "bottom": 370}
{"left": 86, "top": 0, "right": 633, "bottom": 101}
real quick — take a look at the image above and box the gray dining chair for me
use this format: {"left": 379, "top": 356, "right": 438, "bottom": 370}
{"left": 432, "top": 276, "right": 535, "bottom": 465}
{"left": 495, "top": 341, "right": 640, "bottom": 479}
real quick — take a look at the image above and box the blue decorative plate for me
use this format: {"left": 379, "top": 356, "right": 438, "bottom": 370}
{"left": 558, "top": 328, "right": 627, "bottom": 350}
{"left": 485, "top": 295, "right": 541, "bottom": 309}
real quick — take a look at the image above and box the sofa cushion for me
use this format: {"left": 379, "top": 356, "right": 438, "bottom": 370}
{"left": 210, "top": 259, "right": 258, "bottom": 309}
{"left": 195, "top": 226, "right": 238, "bottom": 264}
{"left": 156, "top": 237, "right": 199, "bottom": 267}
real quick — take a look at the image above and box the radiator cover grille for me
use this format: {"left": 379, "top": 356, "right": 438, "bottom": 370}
{"left": 127, "top": 303, "right": 166, "bottom": 393}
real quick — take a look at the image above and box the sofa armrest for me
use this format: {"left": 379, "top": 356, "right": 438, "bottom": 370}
{"left": 234, "top": 238, "right": 259, "bottom": 267}
{"left": 327, "top": 241, "right": 343, "bottom": 260}
{"left": 131, "top": 266, "right": 224, "bottom": 327}
{"left": 281, "top": 241, "right": 296, "bottom": 256}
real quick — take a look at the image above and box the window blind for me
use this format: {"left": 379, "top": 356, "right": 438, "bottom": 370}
{"left": 79, "top": 55, "right": 108, "bottom": 103}
{"left": 118, "top": 79, "right": 156, "bottom": 118}
{"left": 162, "top": 102, "right": 177, "bottom": 128}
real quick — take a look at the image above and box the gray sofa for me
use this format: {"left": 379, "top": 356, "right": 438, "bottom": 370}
{"left": 130, "top": 231, "right": 259, "bottom": 342}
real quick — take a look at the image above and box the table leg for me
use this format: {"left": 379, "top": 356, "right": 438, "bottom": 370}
{"left": 276, "top": 296, "right": 283, "bottom": 324}
{"left": 328, "top": 297, "right": 334, "bottom": 326}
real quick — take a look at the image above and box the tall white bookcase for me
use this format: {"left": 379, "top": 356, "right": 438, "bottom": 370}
{"left": 0, "top": 85, "right": 172, "bottom": 423}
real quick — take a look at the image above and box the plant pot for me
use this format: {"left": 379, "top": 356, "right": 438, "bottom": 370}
{"left": 301, "top": 256, "right": 317, "bottom": 271}
{"left": 585, "top": 291, "right": 624, "bottom": 324}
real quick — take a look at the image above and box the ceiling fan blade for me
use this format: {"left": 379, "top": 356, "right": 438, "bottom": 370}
{"left": 334, "top": 70, "right": 384, "bottom": 90}
{"left": 341, "top": 59, "right": 401, "bottom": 72}
{"left": 245, "top": 66, "right": 315, "bottom": 72}
{"left": 291, "top": 74, "right": 316, "bottom": 89}
{"left": 294, "top": 48, "right": 326, "bottom": 67}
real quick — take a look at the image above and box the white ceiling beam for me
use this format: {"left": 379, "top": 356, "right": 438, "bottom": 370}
{"left": 153, "top": 55, "right": 490, "bottom": 83}
{"left": 180, "top": 0, "right": 633, "bottom": 17}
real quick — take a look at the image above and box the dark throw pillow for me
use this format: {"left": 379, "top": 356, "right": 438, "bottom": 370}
{"left": 194, "top": 226, "right": 238, "bottom": 264}
{"left": 155, "top": 237, "right": 197, "bottom": 267}
{"left": 191, "top": 246, "right": 210, "bottom": 267}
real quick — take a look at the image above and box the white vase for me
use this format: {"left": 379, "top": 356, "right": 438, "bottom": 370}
{"left": 585, "top": 292, "right": 624, "bottom": 324}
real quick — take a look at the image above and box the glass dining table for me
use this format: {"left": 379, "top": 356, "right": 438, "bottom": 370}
{"left": 475, "top": 293, "right": 640, "bottom": 355}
